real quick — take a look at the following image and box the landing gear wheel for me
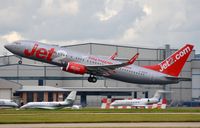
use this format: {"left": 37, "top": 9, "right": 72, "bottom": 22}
{"left": 88, "top": 75, "right": 97, "bottom": 83}
{"left": 91, "top": 77, "right": 97, "bottom": 83}
{"left": 18, "top": 60, "right": 22, "bottom": 64}
{"left": 88, "top": 77, "right": 92, "bottom": 82}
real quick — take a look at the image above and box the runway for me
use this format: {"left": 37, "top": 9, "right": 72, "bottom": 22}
{"left": 0, "top": 122, "right": 200, "bottom": 128}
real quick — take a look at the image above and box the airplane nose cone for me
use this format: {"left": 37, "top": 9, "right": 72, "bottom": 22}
{"left": 4, "top": 44, "right": 10, "bottom": 49}
{"left": 4, "top": 43, "right": 19, "bottom": 54}
{"left": 4, "top": 44, "right": 13, "bottom": 51}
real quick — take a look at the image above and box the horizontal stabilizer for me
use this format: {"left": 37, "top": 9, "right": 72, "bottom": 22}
{"left": 165, "top": 76, "right": 191, "bottom": 81}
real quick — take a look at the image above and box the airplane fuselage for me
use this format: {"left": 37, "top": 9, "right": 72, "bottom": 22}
{"left": 20, "top": 101, "right": 71, "bottom": 109}
{"left": 0, "top": 99, "right": 18, "bottom": 108}
{"left": 5, "top": 40, "right": 192, "bottom": 85}
{"left": 110, "top": 98, "right": 159, "bottom": 107}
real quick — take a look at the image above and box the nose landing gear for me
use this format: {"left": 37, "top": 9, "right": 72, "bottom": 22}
{"left": 17, "top": 57, "right": 22, "bottom": 64}
{"left": 18, "top": 60, "right": 22, "bottom": 64}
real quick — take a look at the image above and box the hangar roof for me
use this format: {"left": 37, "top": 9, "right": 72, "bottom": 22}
{"left": 16, "top": 86, "right": 67, "bottom": 92}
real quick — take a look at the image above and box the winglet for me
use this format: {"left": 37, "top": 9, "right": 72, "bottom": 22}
{"left": 110, "top": 52, "right": 118, "bottom": 60}
{"left": 128, "top": 53, "right": 139, "bottom": 64}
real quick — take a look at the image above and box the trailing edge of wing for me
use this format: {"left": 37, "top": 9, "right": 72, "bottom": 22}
{"left": 86, "top": 53, "right": 139, "bottom": 75}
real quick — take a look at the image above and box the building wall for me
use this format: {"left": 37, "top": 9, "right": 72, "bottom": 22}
{"left": 191, "top": 60, "right": 200, "bottom": 99}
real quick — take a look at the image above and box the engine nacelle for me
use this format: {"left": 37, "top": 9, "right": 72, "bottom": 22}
{"left": 62, "top": 62, "right": 87, "bottom": 75}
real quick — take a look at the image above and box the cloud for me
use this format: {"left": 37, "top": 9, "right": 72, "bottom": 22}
{"left": 96, "top": 0, "right": 124, "bottom": 21}
{"left": 0, "top": 0, "right": 200, "bottom": 54}
{"left": 1, "top": 31, "right": 24, "bottom": 42}
{"left": 118, "top": 0, "right": 200, "bottom": 50}
{"left": 39, "top": 0, "right": 79, "bottom": 16}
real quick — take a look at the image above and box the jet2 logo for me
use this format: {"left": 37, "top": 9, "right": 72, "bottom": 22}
{"left": 159, "top": 58, "right": 174, "bottom": 72}
{"left": 159, "top": 46, "right": 191, "bottom": 72}
{"left": 24, "top": 43, "right": 55, "bottom": 61}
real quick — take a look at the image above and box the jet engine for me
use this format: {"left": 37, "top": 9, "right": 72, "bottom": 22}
{"left": 62, "top": 62, "right": 87, "bottom": 75}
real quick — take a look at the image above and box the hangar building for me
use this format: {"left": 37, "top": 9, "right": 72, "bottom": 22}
{"left": 0, "top": 43, "right": 199, "bottom": 107}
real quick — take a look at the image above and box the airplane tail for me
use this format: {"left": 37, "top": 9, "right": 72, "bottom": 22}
{"left": 152, "top": 90, "right": 172, "bottom": 99}
{"left": 152, "top": 90, "right": 163, "bottom": 100}
{"left": 143, "top": 44, "right": 194, "bottom": 77}
{"left": 64, "top": 91, "right": 77, "bottom": 103}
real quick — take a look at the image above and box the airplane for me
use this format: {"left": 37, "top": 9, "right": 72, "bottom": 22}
{"left": 4, "top": 40, "right": 194, "bottom": 84}
{"left": 110, "top": 90, "right": 170, "bottom": 108}
{"left": 0, "top": 99, "right": 18, "bottom": 108}
{"left": 20, "top": 91, "right": 77, "bottom": 109}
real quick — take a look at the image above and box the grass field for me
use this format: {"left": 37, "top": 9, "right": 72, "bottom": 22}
{"left": 0, "top": 108, "right": 199, "bottom": 124}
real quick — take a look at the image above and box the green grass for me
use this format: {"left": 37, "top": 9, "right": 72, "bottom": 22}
{"left": 0, "top": 108, "right": 199, "bottom": 124}
{"left": 1, "top": 107, "right": 200, "bottom": 114}
{"left": 0, "top": 113, "right": 200, "bottom": 123}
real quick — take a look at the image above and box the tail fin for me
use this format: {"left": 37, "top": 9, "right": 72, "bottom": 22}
{"left": 143, "top": 44, "right": 194, "bottom": 76}
{"left": 64, "top": 91, "right": 77, "bottom": 103}
{"left": 152, "top": 90, "right": 162, "bottom": 99}
{"left": 152, "top": 90, "right": 172, "bottom": 99}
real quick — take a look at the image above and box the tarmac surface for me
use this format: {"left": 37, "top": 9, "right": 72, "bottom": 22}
{"left": 0, "top": 122, "right": 200, "bottom": 128}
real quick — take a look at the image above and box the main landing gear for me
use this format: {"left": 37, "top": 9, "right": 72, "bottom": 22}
{"left": 88, "top": 75, "right": 97, "bottom": 83}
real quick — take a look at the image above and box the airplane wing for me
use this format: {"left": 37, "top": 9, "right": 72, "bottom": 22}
{"left": 86, "top": 53, "right": 139, "bottom": 76}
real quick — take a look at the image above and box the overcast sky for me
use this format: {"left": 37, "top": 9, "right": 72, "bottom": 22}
{"left": 0, "top": 0, "right": 200, "bottom": 55}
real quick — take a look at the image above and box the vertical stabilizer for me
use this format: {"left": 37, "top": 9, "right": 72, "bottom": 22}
{"left": 64, "top": 91, "right": 77, "bottom": 103}
{"left": 143, "top": 44, "right": 194, "bottom": 76}
{"left": 152, "top": 90, "right": 172, "bottom": 100}
{"left": 152, "top": 90, "right": 162, "bottom": 99}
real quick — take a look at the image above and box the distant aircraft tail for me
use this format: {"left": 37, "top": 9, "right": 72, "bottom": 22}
{"left": 64, "top": 91, "right": 77, "bottom": 104}
{"left": 152, "top": 90, "right": 162, "bottom": 99}
{"left": 152, "top": 90, "right": 172, "bottom": 99}
{"left": 143, "top": 44, "right": 194, "bottom": 77}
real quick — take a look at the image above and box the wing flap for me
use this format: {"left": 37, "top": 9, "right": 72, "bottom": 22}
{"left": 86, "top": 53, "right": 139, "bottom": 76}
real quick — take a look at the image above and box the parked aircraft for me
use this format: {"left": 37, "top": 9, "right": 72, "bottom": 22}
{"left": 110, "top": 90, "right": 170, "bottom": 107}
{"left": 0, "top": 99, "right": 18, "bottom": 108}
{"left": 20, "top": 91, "right": 77, "bottom": 109}
{"left": 4, "top": 40, "right": 193, "bottom": 84}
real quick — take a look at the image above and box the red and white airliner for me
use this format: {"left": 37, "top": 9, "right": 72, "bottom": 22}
{"left": 4, "top": 40, "right": 193, "bottom": 84}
